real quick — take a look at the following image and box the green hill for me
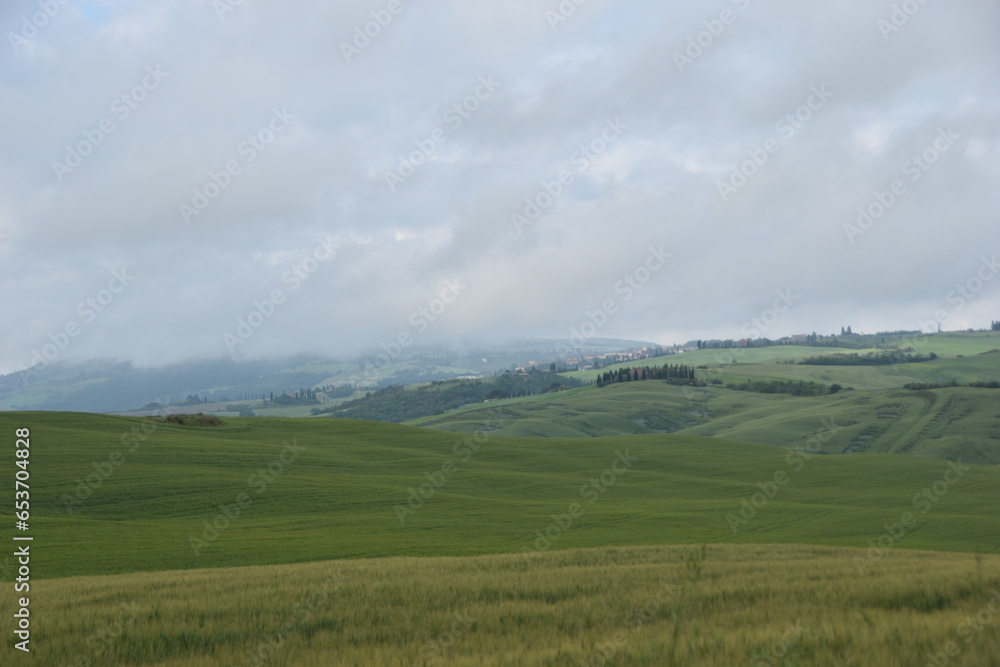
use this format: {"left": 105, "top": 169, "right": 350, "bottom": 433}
{"left": 409, "top": 381, "right": 1000, "bottom": 460}
{"left": 0, "top": 338, "right": 652, "bottom": 413}
{"left": 411, "top": 334, "right": 1000, "bottom": 464}
{"left": 3, "top": 412, "right": 999, "bottom": 582}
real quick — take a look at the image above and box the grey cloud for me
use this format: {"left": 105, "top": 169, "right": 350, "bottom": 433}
{"left": 1, "top": 0, "right": 997, "bottom": 374}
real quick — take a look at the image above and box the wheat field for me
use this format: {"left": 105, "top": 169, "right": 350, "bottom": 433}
{"left": 31, "top": 543, "right": 1000, "bottom": 666}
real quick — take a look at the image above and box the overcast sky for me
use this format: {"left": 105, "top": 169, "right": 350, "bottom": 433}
{"left": 1, "top": 0, "right": 998, "bottom": 373}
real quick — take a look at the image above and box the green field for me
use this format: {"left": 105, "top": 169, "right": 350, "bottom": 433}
{"left": 5, "top": 335, "right": 1000, "bottom": 664}
{"left": 411, "top": 382, "right": 1000, "bottom": 463}
{"left": 410, "top": 334, "right": 1000, "bottom": 464}
{"left": 564, "top": 333, "right": 1000, "bottom": 385}
{"left": 3, "top": 411, "right": 999, "bottom": 582}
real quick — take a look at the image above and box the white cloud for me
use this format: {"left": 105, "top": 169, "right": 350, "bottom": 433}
{"left": 1, "top": 0, "right": 998, "bottom": 371}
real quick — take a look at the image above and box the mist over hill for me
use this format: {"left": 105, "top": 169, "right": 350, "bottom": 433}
{"left": 0, "top": 338, "right": 655, "bottom": 413}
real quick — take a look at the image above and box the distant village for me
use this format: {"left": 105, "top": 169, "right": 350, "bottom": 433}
{"left": 522, "top": 344, "right": 692, "bottom": 374}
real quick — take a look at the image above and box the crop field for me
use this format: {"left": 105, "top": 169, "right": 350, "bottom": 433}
{"left": 2, "top": 412, "right": 999, "bottom": 582}
{"left": 24, "top": 544, "right": 1000, "bottom": 666}
{"left": 412, "top": 335, "right": 1000, "bottom": 464}
{"left": 410, "top": 383, "right": 1000, "bottom": 461}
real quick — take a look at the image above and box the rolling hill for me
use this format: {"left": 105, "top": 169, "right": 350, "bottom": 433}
{"left": 0, "top": 338, "right": 652, "bottom": 413}
{"left": 3, "top": 411, "right": 999, "bottom": 582}
{"left": 409, "top": 333, "right": 1000, "bottom": 464}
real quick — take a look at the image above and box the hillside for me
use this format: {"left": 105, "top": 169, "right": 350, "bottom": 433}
{"left": 411, "top": 333, "right": 1000, "bottom": 464}
{"left": 0, "top": 338, "right": 650, "bottom": 413}
{"left": 310, "top": 370, "right": 584, "bottom": 422}
{"left": 2, "top": 412, "right": 999, "bottom": 581}
{"left": 410, "top": 383, "right": 1000, "bottom": 463}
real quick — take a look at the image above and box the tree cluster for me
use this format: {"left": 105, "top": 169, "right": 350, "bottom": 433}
{"left": 145, "top": 413, "right": 223, "bottom": 427}
{"left": 268, "top": 388, "right": 321, "bottom": 406}
{"left": 317, "top": 385, "right": 356, "bottom": 399}
{"left": 595, "top": 363, "right": 697, "bottom": 387}
{"left": 905, "top": 380, "right": 1000, "bottom": 390}
{"left": 798, "top": 351, "right": 936, "bottom": 366}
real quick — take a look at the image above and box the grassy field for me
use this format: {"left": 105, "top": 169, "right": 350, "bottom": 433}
{"left": 2, "top": 412, "right": 1000, "bottom": 582}
{"left": 4, "top": 331, "right": 998, "bottom": 665}
{"left": 903, "top": 330, "right": 1000, "bottom": 357}
{"left": 412, "top": 336, "right": 1000, "bottom": 463}
{"left": 692, "top": 348, "right": 1000, "bottom": 390}
{"left": 565, "top": 332, "right": 1000, "bottom": 386}
{"left": 26, "top": 544, "right": 1000, "bottom": 666}
{"left": 410, "top": 382, "right": 1000, "bottom": 463}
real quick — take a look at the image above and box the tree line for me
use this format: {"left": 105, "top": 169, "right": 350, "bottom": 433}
{"left": 798, "top": 352, "right": 936, "bottom": 366}
{"left": 595, "top": 363, "right": 697, "bottom": 387}
{"left": 905, "top": 380, "right": 1000, "bottom": 390}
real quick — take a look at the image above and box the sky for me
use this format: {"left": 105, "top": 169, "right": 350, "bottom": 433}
{"left": 1, "top": 0, "right": 998, "bottom": 374}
